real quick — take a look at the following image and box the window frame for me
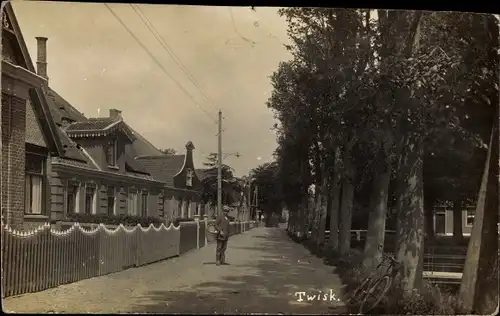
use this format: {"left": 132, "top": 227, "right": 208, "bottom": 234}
{"left": 24, "top": 153, "right": 45, "bottom": 215}
{"left": 140, "top": 191, "right": 148, "bottom": 217}
{"left": 106, "top": 138, "right": 118, "bottom": 167}
{"left": 465, "top": 207, "right": 475, "bottom": 227}
{"left": 66, "top": 181, "right": 80, "bottom": 215}
{"left": 128, "top": 188, "right": 139, "bottom": 217}
{"left": 433, "top": 206, "right": 447, "bottom": 235}
{"left": 186, "top": 168, "right": 193, "bottom": 187}
{"left": 84, "top": 184, "right": 96, "bottom": 215}
{"left": 106, "top": 186, "right": 116, "bottom": 216}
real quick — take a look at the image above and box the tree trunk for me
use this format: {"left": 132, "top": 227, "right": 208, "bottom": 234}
{"left": 363, "top": 163, "right": 391, "bottom": 272}
{"left": 299, "top": 199, "right": 308, "bottom": 238}
{"left": 339, "top": 178, "right": 354, "bottom": 256}
{"left": 395, "top": 134, "right": 425, "bottom": 294}
{"left": 452, "top": 199, "right": 463, "bottom": 243}
{"left": 327, "top": 149, "right": 342, "bottom": 252}
{"left": 458, "top": 122, "right": 499, "bottom": 313}
{"left": 310, "top": 185, "right": 321, "bottom": 244}
{"left": 317, "top": 176, "right": 329, "bottom": 248}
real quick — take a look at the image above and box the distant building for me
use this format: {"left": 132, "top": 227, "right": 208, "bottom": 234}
{"left": 136, "top": 142, "right": 204, "bottom": 221}
{"left": 433, "top": 204, "right": 475, "bottom": 236}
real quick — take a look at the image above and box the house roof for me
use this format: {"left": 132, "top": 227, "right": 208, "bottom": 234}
{"left": 66, "top": 117, "right": 119, "bottom": 132}
{"left": 43, "top": 92, "right": 157, "bottom": 177}
{"left": 195, "top": 168, "right": 209, "bottom": 180}
{"left": 46, "top": 88, "right": 86, "bottom": 124}
{"left": 136, "top": 154, "right": 186, "bottom": 186}
{"left": 56, "top": 127, "right": 99, "bottom": 169}
{"left": 127, "top": 128, "right": 164, "bottom": 157}
{"left": 65, "top": 117, "right": 136, "bottom": 141}
{"left": 25, "top": 100, "right": 47, "bottom": 147}
{"left": 124, "top": 155, "right": 150, "bottom": 175}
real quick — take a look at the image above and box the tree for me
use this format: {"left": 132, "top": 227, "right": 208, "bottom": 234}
{"left": 268, "top": 8, "right": 498, "bottom": 305}
{"left": 457, "top": 14, "right": 499, "bottom": 314}
{"left": 200, "top": 153, "right": 243, "bottom": 214}
{"left": 250, "top": 162, "right": 284, "bottom": 226}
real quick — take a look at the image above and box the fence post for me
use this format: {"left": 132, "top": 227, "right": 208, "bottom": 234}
{"left": 196, "top": 219, "right": 200, "bottom": 249}
{"left": 204, "top": 217, "right": 208, "bottom": 245}
{"left": 135, "top": 224, "right": 140, "bottom": 268}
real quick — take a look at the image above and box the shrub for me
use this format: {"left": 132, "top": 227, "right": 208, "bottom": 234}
{"left": 66, "top": 212, "right": 163, "bottom": 227}
{"left": 333, "top": 249, "right": 460, "bottom": 314}
{"left": 384, "top": 281, "right": 459, "bottom": 315}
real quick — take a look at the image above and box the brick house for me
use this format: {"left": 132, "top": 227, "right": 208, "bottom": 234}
{"left": 136, "top": 142, "right": 204, "bottom": 221}
{"left": 1, "top": 3, "right": 64, "bottom": 230}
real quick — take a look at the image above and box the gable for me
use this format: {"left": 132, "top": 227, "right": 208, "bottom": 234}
{"left": 1, "top": 3, "right": 36, "bottom": 72}
{"left": 25, "top": 100, "right": 47, "bottom": 147}
{"left": 1, "top": 3, "right": 63, "bottom": 156}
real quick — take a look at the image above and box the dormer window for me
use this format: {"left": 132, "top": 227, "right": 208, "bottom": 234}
{"left": 106, "top": 138, "right": 117, "bottom": 167}
{"left": 186, "top": 169, "right": 193, "bottom": 187}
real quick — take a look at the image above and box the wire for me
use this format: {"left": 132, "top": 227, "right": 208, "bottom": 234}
{"left": 130, "top": 4, "right": 218, "bottom": 112}
{"left": 104, "top": 3, "right": 217, "bottom": 124}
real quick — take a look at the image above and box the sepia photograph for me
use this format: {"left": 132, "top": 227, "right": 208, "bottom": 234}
{"left": 1, "top": 1, "right": 498, "bottom": 314}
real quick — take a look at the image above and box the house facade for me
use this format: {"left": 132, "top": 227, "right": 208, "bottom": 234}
{"left": 433, "top": 205, "right": 475, "bottom": 236}
{"left": 1, "top": 3, "right": 63, "bottom": 231}
{"left": 51, "top": 109, "right": 167, "bottom": 220}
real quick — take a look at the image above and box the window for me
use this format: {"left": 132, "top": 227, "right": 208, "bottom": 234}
{"left": 177, "top": 199, "right": 183, "bottom": 217}
{"left": 186, "top": 200, "right": 191, "bottom": 218}
{"left": 66, "top": 182, "right": 80, "bottom": 214}
{"left": 84, "top": 186, "right": 95, "bottom": 215}
{"left": 434, "top": 208, "right": 446, "bottom": 235}
{"left": 24, "top": 155, "right": 44, "bottom": 214}
{"left": 128, "top": 189, "right": 138, "bottom": 216}
{"left": 141, "top": 191, "right": 148, "bottom": 217}
{"left": 107, "top": 186, "right": 115, "bottom": 215}
{"left": 186, "top": 169, "right": 193, "bottom": 187}
{"left": 159, "top": 195, "right": 166, "bottom": 218}
{"left": 106, "top": 138, "right": 117, "bottom": 166}
{"left": 466, "top": 208, "right": 475, "bottom": 227}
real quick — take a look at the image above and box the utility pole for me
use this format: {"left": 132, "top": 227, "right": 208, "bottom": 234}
{"left": 217, "top": 110, "right": 223, "bottom": 216}
{"left": 247, "top": 180, "right": 252, "bottom": 221}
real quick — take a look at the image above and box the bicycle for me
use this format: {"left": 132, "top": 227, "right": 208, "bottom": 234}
{"left": 346, "top": 245, "right": 401, "bottom": 314}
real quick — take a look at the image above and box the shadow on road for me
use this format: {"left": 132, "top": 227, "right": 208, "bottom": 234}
{"left": 129, "top": 228, "right": 345, "bottom": 314}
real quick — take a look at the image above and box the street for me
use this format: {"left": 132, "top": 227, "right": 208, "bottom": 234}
{"left": 4, "top": 226, "right": 347, "bottom": 314}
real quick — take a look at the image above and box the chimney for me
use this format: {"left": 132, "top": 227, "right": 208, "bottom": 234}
{"left": 109, "top": 109, "right": 122, "bottom": 119}
{"left": 35, "top": 37, "right": 48, "bottom": 81}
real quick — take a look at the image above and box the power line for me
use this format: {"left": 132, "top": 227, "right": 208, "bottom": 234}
{"left": 104, "top": 3, "right": 217, "bottom": 124}
{"left": 130, "top": 4, "right": 218, "bottom": 111}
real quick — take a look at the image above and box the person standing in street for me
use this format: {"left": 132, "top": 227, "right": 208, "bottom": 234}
{"left": 215, "top": 206, "right": 231, "bottom": 265}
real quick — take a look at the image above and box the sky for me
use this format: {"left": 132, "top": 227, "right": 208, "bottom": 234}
{"left": 12, "top": 1, "right": 292, "bottom": 176}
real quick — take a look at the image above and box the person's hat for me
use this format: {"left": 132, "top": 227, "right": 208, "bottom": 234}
{"left": 223, "top": 206, "right": 230, "bottom": 212}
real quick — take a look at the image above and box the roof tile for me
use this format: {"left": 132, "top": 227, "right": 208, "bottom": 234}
{"left": 136, "top": 155, "right": 185, "bottom": 187}
{"left": 66, "top": 117, "right": 118, "bottom": 132}
{"left": 25, "top": 100, "right": 47, "bottom": 147}
{"left": 45, "top": 88, "right": 86, "bottom": 124}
